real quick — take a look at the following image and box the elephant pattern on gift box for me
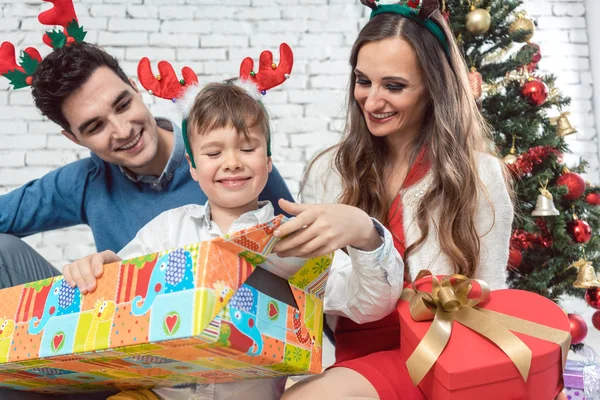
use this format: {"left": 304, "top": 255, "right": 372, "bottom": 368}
{"left": 227, "top": 285, "right": 263, "bottom": 356}
{"left": 28, "top": 278, "right": 82, "bottom": 335}
{"left": 131, "top": 248, "right": 195, "bottom": 316}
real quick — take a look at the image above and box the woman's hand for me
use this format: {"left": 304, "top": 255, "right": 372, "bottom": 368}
{"left": 273, "top": 199, "right": 382, "bottom": 258}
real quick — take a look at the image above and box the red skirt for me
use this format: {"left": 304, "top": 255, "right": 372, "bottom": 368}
{"left": 331, "top": 308, "right": 425, "bottom": 400}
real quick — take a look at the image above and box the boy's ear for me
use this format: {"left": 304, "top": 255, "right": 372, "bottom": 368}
{"left": 186, "top": 153, "right": 198, "bottom": 182}
{"left": 61, "top": 129, "right": 81, "bottom": 146}
{"left": 267, "top": 157, "right": 273, "bottom": 173}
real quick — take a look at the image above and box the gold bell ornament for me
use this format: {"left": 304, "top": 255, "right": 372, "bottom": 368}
{"left": 509, "top": 13, "right": 536, "bottom": 43}
{"left": 550, "top": 111, "right": 577, "bottom": 137}
{"left": 532, "top": 180, "right": 560, "bottom": 216}
{"left": 570, "top": 258, "right": 600, "bottom": 288}
{"left": 503, "top": 134, "right": 518, "bottom": 165}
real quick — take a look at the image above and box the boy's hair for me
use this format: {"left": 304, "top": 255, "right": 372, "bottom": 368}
{"left": 187, "top": 80, "right": 270, "bottom": 150}
{"left": 31, "top": 42, "right": 132, "bottom": 132}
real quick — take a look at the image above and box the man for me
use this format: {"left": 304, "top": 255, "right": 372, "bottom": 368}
{"left": 0, "top": 42, "right": 293, "bottom": 290}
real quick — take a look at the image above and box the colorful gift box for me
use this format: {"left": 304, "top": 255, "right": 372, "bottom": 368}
{"left": 0, "top": 216, "right": 331, "bottom": 394}
{"left": 565, "top": 359, "right": 586, "bottom": 390}
{"left": 398, "top": 272, "right": 571, "bottom": 400}
{"left": 564, "top": 344, "right": 600, "bottom": 399}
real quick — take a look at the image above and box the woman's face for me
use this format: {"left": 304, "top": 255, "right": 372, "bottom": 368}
{"left": 354, "top": 37, "right": 430, "bottom": 141}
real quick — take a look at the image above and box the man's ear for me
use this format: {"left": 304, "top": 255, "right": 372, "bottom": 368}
{"left": 61, "top": 129, "right": 81, "bottom": 146}
{"left": 186, "top": 153, "right": 198, "bottom": 182}
{"left": 267, "top": 156, "right": 273, "bottom": 174}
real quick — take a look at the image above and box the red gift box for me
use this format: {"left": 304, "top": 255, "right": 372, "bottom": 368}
{"left": 398, "top": 273, "right": 570, "bottom": 400}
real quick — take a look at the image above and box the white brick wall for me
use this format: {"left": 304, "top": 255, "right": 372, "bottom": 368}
{"left": 0, "top": 0, "right": 596, "bottom": 268}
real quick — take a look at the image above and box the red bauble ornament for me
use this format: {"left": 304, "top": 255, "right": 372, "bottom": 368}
{"left": 568, "top": 313, "right": 588, "bottom": 344}
{"left": 557, "top": 172, "right": 586, "bottom": 200}
{"left": 586, "top": 287, "right": 600, "bottom": 309}
{"left": 521, "top": 79, "right": 549, "bottom": 106}
{"left": 586, "top": 192, "right": 600, "bottom": 205}
{"left": 528, "top": 43, "right": 542, "bottom": 64}
{"left": 592, "top": 311, "right": 600, "bottom": 330}
{"left": 507, "top": 247, "right": 523, "bottom": 269}
{"left": 567, "top": 219, "right": 592, "bottom": 243}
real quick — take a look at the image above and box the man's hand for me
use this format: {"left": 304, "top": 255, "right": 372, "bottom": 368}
{"left": 62, "top": 250, "right": 121, "bottom": 294}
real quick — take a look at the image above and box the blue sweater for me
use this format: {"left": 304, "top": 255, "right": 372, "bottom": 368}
{"left": 0, "top": 119, "right": 294, "bottom": 253}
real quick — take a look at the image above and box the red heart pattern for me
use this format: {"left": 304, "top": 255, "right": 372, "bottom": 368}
{"left": 52, "top": 333, "right": 64, "bottom": 351}
{"left": 268, "top": 301, "right": 279, "bottom": 319}
{"left": 165, "top": 314, "right": 178, "bottom": 334}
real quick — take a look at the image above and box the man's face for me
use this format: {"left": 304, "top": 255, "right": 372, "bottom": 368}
{"left": 60, "top": 67, "right": 160, "bottom": 173}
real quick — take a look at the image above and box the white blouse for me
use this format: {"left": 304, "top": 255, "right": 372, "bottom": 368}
{"left": 300, "top": 148, "right": 513, "bottom": 291}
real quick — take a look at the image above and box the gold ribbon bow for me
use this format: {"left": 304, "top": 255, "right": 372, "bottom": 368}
{"left": 400, "top": 270, "right": 571, "bottom": 386}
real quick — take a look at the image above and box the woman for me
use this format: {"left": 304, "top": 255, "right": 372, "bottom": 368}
{"left": 274, "top": 1, "right": 567, "bottom": 399}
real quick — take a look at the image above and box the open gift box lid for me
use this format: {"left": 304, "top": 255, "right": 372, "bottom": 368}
{"left": 398, "top": 277, "right": 570, "bottom": 392}
{"left": 193, "top": 215, "right": 328, "bottom": 347}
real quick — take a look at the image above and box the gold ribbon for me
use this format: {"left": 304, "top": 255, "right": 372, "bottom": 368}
{"left": 400, "top": 270, "right": 571, "bottom": 386}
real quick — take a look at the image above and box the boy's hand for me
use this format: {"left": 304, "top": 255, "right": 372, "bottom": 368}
{"left": 63, "top": 250, "right": 121, "bottom": 294}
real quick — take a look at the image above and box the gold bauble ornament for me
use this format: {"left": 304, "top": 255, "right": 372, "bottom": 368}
{"left": 503, "top": 153, "right": 518, "bottom": 164}
{"left": 509, "top": 14, "right": 535, "bottom": 43}
{"left": 466, "top": 7, "right": 492, "bottom": 35}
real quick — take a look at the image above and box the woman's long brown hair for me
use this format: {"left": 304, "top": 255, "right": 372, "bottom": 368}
{"left": 313, "top": 10, "right": 508, "bottom": 278}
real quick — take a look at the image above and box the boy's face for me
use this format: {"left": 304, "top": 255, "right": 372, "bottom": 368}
{"left": 187, "top": 124, "right": 272, "bottom": 213}
{"left": 60, "top": 66, "right": 160, "bottom": 174}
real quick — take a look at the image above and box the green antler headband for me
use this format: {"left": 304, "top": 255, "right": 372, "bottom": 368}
{"left": 362, "top": 0, "right": 450, "bottom": 57}
{"left": 0, "top": 0, "right": 87, "bottom": 89}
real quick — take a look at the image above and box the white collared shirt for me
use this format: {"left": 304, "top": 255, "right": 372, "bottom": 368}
{"left": 118, "top": 200, "right": 404, "bottom": 399}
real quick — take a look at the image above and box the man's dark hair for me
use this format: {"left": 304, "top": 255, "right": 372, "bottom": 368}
{"left": 31, "top": 42, "right": 132, "bottom": 132}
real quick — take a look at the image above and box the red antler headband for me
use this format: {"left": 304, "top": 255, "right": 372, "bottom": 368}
{"left": 0, "top": 0, "right": 87, "bottom": 89}
{"left": 136, "top": 59, "right": 199, "bottom": 102}
{"left": 137, "top": 43, "right": 294, "bottom": 101}
{"left": 137, "top": 43, "right": 294, "bottom": 168}
{"left": 239, "top": 43, "right": 293, "bottom": 95}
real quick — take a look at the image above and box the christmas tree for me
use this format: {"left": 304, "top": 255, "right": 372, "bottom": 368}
{"left": 443, "top": 0, "right": 600, "bottom": 339}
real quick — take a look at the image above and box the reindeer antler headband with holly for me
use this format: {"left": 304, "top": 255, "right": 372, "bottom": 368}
{"left": 137, "top": 43, "right": 294, "bottom": 168}
{"left": 362, "top": 0, "right": 449, "bottom": 57}
{"left": 0, "top": 0, "right": 87, "bottom": 89}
